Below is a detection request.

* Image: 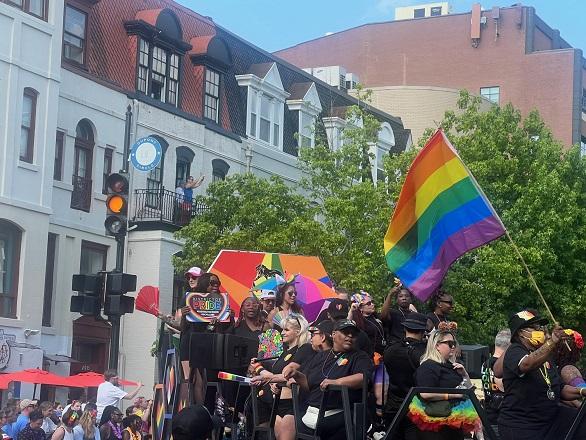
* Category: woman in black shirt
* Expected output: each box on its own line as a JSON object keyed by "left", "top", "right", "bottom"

{"left": 381, "top": 283, "right": 416, "bottom": 342}
{"left": 251, "top": 314, "right": 313, "bottom": 440}
{"left": 411, "top": 330, "right": 476, "bottom": 440}
{"left": 285, "top": 319, "right": 374, "bottom": 440}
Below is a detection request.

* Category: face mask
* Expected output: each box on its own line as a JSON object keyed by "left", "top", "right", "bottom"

{"left": 523, "top": 329, "right": 545, "bottom": 346}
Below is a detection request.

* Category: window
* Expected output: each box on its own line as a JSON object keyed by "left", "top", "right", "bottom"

{"left": 137, "top": 38, "right": 180, "bottom": 107}
{"left": 1, "top": 0, "right": 47, "bottom": 20}
{"left": 259, "top": 95, "right": 271, "bottom": 143}
{"left": 71, "top": 120, "right": 94, "bottom": 212}
{"left": 146, "top": 165, "right": 162, "bottom": 208}
{"left": 249, "top": 91, "right": 257, "bottom": 137}
{"left": 63, "top": 4, "right": 87, "bottom": 65}
{"left": 376, "top": 147, "right": 387, "bottom": 181}
{"left": 414, "top": 8, "right": 425, "bottom": 18}
{"left": 0, "top": 220, "right": 21, "bottom": 319}
{"left": 204, "top": 68, "right": 220, "bottom": 123}
{"left": 480, "top": 86, "right": 500, "bottom": 104}
{"left": 20, "top": 88, "right": 37, "bottom": 163}
{"left": 299, "top": 112, "right": 315, "bottom": 148}
{"left": 54, "top": 131, "right": 64, "bottom": 181}
{"left": 175, "top": 146, "right": 195, "bottom": 188}
{"left": 42, "top": 233, "right": 57, "bottom": 326}
{"left": 80, "top": 240, "right": 107, "bottom": 275}
{"left": 430, "top": 6, "right": 442, "bottom": 16}
{"left": 102, "top": 148, "right": 113, "bottom": 194}
{"left": 581, "top": 138, "right": 586, "bottom": 158}
{"left": 212, "top": 159, "right": 229, "bottom": 182}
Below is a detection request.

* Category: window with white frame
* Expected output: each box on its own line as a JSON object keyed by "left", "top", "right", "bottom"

{"left": 137, "top": 38, "right": 180, "bottom": 106}
{"left": 204, "top": 68, "right": 220, "bottom": 122}
{"left": 299, "top": 112, "right": 315, "bottom": 148}
{"left": 480, "top": 86, "right": 500, "bottom": 104}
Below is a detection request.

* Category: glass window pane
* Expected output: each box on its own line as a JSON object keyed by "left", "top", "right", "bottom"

{"left": 272, "top": 123, "right": 279, "bottom": 146}
{"left": 28, "top": 0, "right": 44, "bottom": 16}
{"left": 20, "top": 128, "right": 29, "bottom": 159}
{"left": 260, "top": 95, "right": 271, "bottom": 119}
{"left": 65, "top": 6, "right": 86, "bottom": 38}
{"left": 22, "top": 95, "right": 32, "bottom": 128}
{"left": 80, "top": 243, "right": 107, "bottom": 275}
{"left": 260, "top": 119, "right": 270, "bottom": 142}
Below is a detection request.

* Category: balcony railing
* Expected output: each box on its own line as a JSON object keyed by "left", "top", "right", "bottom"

{"left": 71, "top": 175, "right": 92, "bottom": 212}
{"left": 132, "top": 188, "right": 208, "bottom": 228}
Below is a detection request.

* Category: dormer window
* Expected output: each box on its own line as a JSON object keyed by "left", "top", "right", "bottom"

{"left": 237, "top": 63, "right": 289, "bottom": 150}
{"left": 125, "top": 8, "right": 191, "bottom": 108}
{"left": 286, "top": 82, "right": 322, "bottom": 149}
{"left": 204, "top": 68, "right": 220, "bottom": 122}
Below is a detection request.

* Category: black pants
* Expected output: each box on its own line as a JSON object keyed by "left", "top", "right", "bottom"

{"left": 298, "top": 412, "right": 348, "bottom": 440}
{"left": 499, "top": 405, "right": 586, "bottom": 440}
{"left": 384, "top": 409, "right": 418, "bottom": 440}
{"left": 416, "top": 427, "right": 465, "bottom": 440}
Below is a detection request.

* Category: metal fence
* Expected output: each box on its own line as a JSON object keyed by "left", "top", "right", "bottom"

{"left": 132, "top": 188, "right": 208, "bottom": 227}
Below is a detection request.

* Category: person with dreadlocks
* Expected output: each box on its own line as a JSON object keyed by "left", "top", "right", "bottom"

{"left": 426, "top": 290, "right": 456, "bottom": 332}
{"left": 382, "top": 279, "right": 417, "bottom": 342}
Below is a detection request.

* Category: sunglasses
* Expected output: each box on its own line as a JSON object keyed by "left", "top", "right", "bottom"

{"left": 362, "top": 301, "right": 373, "bottom": 306}
{"left": 209, "top": 280, "right": 221, "bottom": 286}
{"left": 440, "top": 300, "right": 453, "bottom": 305}
{"left": 438, "top": 340, "right": 457, "bottom": 349}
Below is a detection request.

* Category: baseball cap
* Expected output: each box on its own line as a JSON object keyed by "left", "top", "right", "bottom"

{"left": 259, "top": 290, "right": 276, "bottom": 300}
{"left": 184, "top": 267, "right": 203, "bottom": 278}
{"left": 19, "top": 399, "right": 38, "bottom": 410}
{"left": 333, "top": 319, "right": 358, "bottom": 332}
{"left": 327, "top": 298, "right": 349, "bottom": 320}
{"left": 508, "top": 310, "right": 548, "bottom": 337}
{"left": 172, "top": 404, "right": 222, "bottom": 440}
{"left": 309, "top": 320, "right": 334, "bottom": 337}
{"left": 401, "top": 312, "right": 428, "bottom": 331}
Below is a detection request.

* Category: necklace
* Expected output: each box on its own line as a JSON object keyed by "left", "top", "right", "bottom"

{"left": 108, "top": 422, "right": 122, "bottom": 440}
{"left": 434, "top": 312, "right": 447, "bottom": 323}
{"left": 321, "top": 350, "right": 345, "bottom": 378}
{"left": 539, "top": 363, "right": 556, "bottom": 401}
{"left": 124, "top": 428, "right": 140, "bottom": 440}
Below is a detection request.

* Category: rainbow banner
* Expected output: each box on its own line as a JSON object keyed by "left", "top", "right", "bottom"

{"left": 384, "top": 130, "right": 505, "bottom": 301}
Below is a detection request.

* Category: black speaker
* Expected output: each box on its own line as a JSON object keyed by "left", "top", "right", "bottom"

{"left": 459, "top": 344, "right": 490, "bottom": 379}
{"left": 223, "top": 334, "right": 259, "bottom": 370}
{"left": 189, "top": 332, "right": 225, "bottom": 369}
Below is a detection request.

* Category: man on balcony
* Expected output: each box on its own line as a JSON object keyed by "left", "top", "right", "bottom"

{"left": 175, "top": 176, "right": 204, "bottom": 225}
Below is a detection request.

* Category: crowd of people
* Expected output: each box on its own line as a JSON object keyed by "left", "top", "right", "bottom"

{"left": 155, "top": 268, "right": 586, "bottom": 440}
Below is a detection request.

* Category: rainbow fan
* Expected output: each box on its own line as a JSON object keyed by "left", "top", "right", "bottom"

{"left": 272, "top": 310, "right": 289, "bottom": 329}
{"left": 258, "top": 329, "right": 283, "bottom": 360}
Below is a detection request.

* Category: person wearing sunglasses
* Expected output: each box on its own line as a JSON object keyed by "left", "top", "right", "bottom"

{"left": 99, "top": 407, "right": 123, "bottom": 440}
{"left": 268, "top": 282, "right": 305, "bottom": 331}
{"left": 50, "top": 409, "right": 78, "bottom": 440}
{"left": 410, "top": 330, "right": 477, "bottom": 440}
{"left": 426, "top": 291, "right": 455, "bottom": 331}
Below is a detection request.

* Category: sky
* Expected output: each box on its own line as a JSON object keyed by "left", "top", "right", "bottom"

{"left": 176, "top": 0, "right": 585, "bottom": 54}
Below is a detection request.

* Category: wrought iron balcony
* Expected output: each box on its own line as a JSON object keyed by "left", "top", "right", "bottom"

{"left": 132, "top": 188, "right": 208, "bottom": 229}
{"left": 71, "top": 175, "right": 92, "bottom": 212}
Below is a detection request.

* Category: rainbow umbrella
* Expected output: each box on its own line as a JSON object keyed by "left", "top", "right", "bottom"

{"left": 208, "top": 250, "right": 334, "bottom": 315}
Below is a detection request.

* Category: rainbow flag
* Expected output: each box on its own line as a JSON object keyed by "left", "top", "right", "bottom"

{"left": 384, "top": 130, "right": 505, "bottom": 301}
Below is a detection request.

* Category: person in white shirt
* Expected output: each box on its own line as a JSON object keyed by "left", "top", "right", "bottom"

{"left": 39, "top": 401, "right": 57, "bottom": 438}
{"left": 96, "top": 370, "right": 142, "bottom": 421}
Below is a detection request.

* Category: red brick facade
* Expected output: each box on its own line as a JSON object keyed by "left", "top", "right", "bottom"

{"left": 275, "top": 6, "right": 585, "bottom": 147}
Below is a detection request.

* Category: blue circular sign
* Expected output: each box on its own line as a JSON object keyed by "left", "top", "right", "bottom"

{"left": 130, "top": 137, "right": 162, "bottom": 172}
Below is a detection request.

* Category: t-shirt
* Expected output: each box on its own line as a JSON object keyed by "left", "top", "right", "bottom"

{"left": 304, "top": 349, "right": 373, "bottom": 410}
{"left": 16, "top": 426, "right": 44, "bottom": 440}
{"left": 416, "top": 359, "right": 464, "bottom": 389}
{"left": 481, "top": 356, "right": 504, "bottom": 425}
{"left": 383, "top": 308, "right": 411, "bottom": 342}
{"left": 183, "top": 187, "right": 193, "bottom": 204}
{"left": 8, "top": 415, "right": 29, "bottom": 440}
{"left": 384, "top": 338, "right": 426, "bottom": 398}
{"left": 498, "top": 343, "right": 561, "bottom": 430}
{"left": 73, "top": 424, "right": 101, "bottom": 440}
{"left": 96, "top": 381, "right": 128, "bottom": 420}
{"left": 363, "top": 315, "right": 386, "bottom": 354}
{"left": 273, "top": 343, "right": 316, "bottom": 375}
{"left": 41, "top": 417, "right": 57, "bottom": 436}
{"left": 425, "top": 312, "right": 450, "bottom": 330}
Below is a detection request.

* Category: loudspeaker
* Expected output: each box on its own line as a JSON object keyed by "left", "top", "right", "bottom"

{"left": 460, "top": 344, "right": 490, "bottom": 379}
{"left": 189, "top": 332, "right": 225, "bottom": 369}
{"left": 223, "top": 334, "right": 259, "bottom": 370}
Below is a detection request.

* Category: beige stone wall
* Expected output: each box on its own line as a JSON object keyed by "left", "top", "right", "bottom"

{"left": 351, "top": 86, "right": 492, "bottom": 145}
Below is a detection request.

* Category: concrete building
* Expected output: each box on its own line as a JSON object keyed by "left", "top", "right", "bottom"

{"left": 395, "top": 2, "right": 452, "bottom": 20}
{"left": 0, "top": 0, "right": 411, "bottom": 402}
{"left": 275, "top": 4, "right": 586, "bottom": 148}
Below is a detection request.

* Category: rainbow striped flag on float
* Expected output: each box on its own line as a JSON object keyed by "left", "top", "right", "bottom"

{"left": 384, "top": 130, "right": 505, "bottom": 301}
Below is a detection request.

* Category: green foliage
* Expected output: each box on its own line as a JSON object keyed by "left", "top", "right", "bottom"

{"left": 175, "top": 90, "right": 586, "bottom": 345}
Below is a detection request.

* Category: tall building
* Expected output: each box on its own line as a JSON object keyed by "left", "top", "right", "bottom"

{"left": 275, "top": 4, "right": 586, "bottom": 147}
{"left": 0, "top": 0, "right": 410, "bottom": 402}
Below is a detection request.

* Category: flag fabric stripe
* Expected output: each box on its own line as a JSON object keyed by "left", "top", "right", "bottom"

{"left": 384, "top": 129, "right": 505, "bottom": 301}
{"left": 386, "top": 156, "right": 468, "bottom": 249}
{"left": 408, "top": 216, "right": 505, "bottom": 299}
{"left": 391, "top": 132, "right": 457, "bottom": 218}
{"left": 393, "top": 196, "right": 493, "bottom": 282}
{"left": 384, "top": 177, "right": 480, "bottom": 269}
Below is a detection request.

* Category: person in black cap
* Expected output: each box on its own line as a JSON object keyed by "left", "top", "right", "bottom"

{"left": 171, "top": 404, "right": 222, "bottom": 440}
{"left": 284, "top": 319, "right": 374, "bottom": 440}
{"left": 383, "top": 312, "right": 428, "bottom": 440}
{"left": 496, "top": 309, "right": 586, "bottom": 440}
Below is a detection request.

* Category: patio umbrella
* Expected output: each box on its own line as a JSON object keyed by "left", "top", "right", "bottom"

{"left": 67, "top": 371, "right": 138, "bottom": 388}
{"left": 0, "top": 368, "right": 82, "bottom": 397}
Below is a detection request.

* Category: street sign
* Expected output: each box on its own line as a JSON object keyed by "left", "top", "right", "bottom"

{"left": 130, "top": 136, "right": 162, "bottom": 172}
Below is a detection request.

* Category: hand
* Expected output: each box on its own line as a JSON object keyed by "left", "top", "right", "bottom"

{"left": 270, "top": 383, "right": 280, "bottom": 394}
{"left": 251, "top": 376, "right": 269, "bottom": 386}
{"left": 320, "top": 378, "right": 337, "bottom": 390}
{"left": 452, "top": 363, "right": 468, "bottom": 377}
{"left": 286, "top": 378, "right": 297, "bottom": 387}
{"left": 282, "top": 364, "right": 298, "bottom": 380}
{"left": 181, "top": 306, "right": 191, "bottom": 316}
{"left": 192, "top": 176, "right": 205, "bottom": 187}
{"left": 551, "top": 326, "right": 570, "bottom": 344}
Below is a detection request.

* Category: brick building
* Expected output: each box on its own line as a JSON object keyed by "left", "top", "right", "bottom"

{"left": 275, "top": 4, "right": 586, "bottom": 148}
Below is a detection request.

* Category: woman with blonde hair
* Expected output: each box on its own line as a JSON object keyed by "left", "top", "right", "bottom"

{"left": 408, "top": 330, "right": 479, "bottom": 440}
{"left": 251, "top": 314, "right": 315, "bottom": 440}
{"left": 73, "top": 403, "right": 100, "bottom": 440}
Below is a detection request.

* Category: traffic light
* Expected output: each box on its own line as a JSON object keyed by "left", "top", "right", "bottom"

{"left": 104, "top": 173, "right": 129, "bottom": 236}
{"left": 70, "top": 273, "right": 106, "bottom": 316}
{"left": 104, "top": 272, "right": 137, "bottom": 316}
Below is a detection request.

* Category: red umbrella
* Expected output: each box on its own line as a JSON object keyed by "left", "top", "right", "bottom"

{"left": 0, "top": 369, "right": 78, "bottom": 387}
{"left": 67, "top": 372, "right": 138, "bottom": 387}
